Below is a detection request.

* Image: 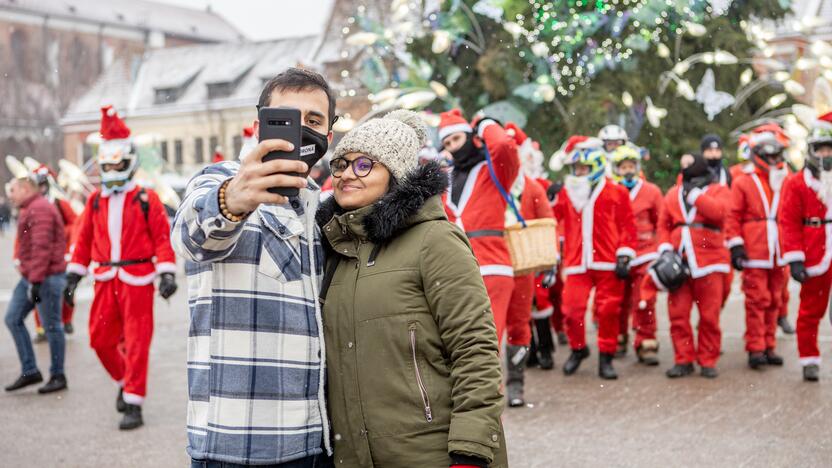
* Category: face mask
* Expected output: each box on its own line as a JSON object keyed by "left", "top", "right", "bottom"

{"left": 820, "top": 170, "right": 832, "bottom": 203}
{"left": 565, "top": 175, "right": 591, "bottom": 212}
{"left": 620, "top": 172, "right": 638, "bottom": 189}
{"left": 300, "top": 126, "right": 329, "bottom": 170}
{"left": 769, "top": 166, "right": 788, "bottom": 192}
{"left": 450, "top": 136, "right": 482, "bottom": 172}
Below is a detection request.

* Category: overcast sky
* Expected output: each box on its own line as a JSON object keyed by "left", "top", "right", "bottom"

{"left": 158, "top": 0, "right": 334, "bottom": 41}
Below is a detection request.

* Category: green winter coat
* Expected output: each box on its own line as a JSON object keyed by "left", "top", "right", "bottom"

{"left": 316, "top": 162, "right": 508, "bottom": 468}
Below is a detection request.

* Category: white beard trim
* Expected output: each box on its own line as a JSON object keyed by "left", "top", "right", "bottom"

{"left": 769, "top": 167, "right": 788, "bottom": 192}
{"left": 565, "top": 175, "right": 591, "bottom": 212}
{"left": 820, "top": 170, "right": 832, "bottom": 204}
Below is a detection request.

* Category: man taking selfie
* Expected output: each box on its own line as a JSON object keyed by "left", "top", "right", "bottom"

{"left": 172, "top": 68, "right": 334, "bottom": 467}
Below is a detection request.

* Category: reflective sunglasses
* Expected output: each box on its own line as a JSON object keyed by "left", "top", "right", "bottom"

{"left": 329, "top": 156, "right": 381, "bottom": 178}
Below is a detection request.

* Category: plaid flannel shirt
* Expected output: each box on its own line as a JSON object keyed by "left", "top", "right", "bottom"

{"left": 172, "top": 161, "right": 329, "bottom": 465}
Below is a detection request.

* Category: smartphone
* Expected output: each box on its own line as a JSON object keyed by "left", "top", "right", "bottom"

{"left": 258, "top": 106, "right": 302, "bottom": 197}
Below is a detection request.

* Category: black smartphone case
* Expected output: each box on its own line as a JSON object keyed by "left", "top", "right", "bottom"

{"left": 259, "top": 107, "right": 302, "bottom": 197}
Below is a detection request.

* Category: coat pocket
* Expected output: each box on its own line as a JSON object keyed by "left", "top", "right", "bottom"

{"left": 409, "top": 323, "right": 433, "bottom": 423}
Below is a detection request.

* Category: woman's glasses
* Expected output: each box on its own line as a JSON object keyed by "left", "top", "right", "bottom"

{"left": 330, "top": 156, "right": 380, "bottom": 178}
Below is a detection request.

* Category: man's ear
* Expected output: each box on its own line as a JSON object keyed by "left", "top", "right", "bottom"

{"left": 473, "top": 135, "right": 484, "bottom": 149}
{"left": 327, "top": 131, "right": 334, "bottom": 144}
{"left": 253, "top": 119, "right": 260, "bottom": 139}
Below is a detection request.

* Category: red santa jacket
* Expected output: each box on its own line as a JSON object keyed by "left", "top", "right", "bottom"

{"left": 657, "top": 183, "right": 730, "bottom": 278}
{"left": 443, "top": 121, "right": 520, "bottom": 277}
{"left": 726, "top": 168, "right": 785, "bottom": 269}
{"left": 517, "top": 177, "right": 553, "bottom": 221}
{"left": 68, "top": 183, "right": 176, "bottom": 286}
{"left": 553, "top": 178, "right": 637, "bottom": 276}
{"left": 627, "top": 179, "right": 663, "bottom": 267}
{"left": 778, "top": 169, "right": 832, "bottom": 277}
{"left": 730, "top": 162, "right": 752, "bottom": 181}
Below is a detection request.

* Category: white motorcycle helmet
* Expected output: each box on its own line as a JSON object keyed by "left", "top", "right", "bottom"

{"left": 598, "top": 124, "right": 629, "bottom": 153}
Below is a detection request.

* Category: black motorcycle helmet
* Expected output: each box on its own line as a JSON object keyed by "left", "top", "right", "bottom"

{"left": 649, "top": 250, "right": 689, "bottom": 292}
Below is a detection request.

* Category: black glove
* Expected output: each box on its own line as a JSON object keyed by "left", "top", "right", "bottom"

{"left": 63, "top": 273, "right": 82, "bottom": 306}
{"left": 158, "top": 273, "right": 178, "bottom": 299}
{"left": 541, "top": 267, "right": 558, "bottom": 289}
{"left": 546, "top": 182, "right": 563, "bottom": 202}
{"left": 615, "top": 255, "right": 631, "bottom": 279}
{"left": 29, "top": 282, "right": 42, "bottom": 304}
{"left": 790, "top": 261, "right": 808, "bottom": 284}
{"left": 730, "top": 245, "right": 748, "bottom": 271}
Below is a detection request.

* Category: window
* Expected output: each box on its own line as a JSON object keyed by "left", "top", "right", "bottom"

{"left": 232, "top": 135, "right": 242, "bottom": 159}
{"left": 209, "top": 136, "right": 219, "bottom": 154}
{"left": 194, "top": 137, "right": 204, "bottom": 164}
{"left": 160, "top": 141, "right": 169, "bottom": 162}
{"left": 174, "top": 139, "right": 183, "bottom": 166}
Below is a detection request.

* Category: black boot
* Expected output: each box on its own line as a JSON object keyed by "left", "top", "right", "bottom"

{"left": 64, "top": 322, "right": 74, "bottom": 334}
{"left": 615, "top": 334, "right": 628, "bottom": 358}
{"left": 116, "top": 388, "right": 127, "bottom": 413}
{"left": 4, "top": 371, "right": 43, "bottom": 392}
{"left": 666, "top": 363, "right": 695, "bottom": 378}
{"left": 119, "top": 404, "right": 144, "bottom": 430}
{"left": 506, "top": 345, "right": 528, "bottom": 408}
{"left": 700, "top": 367, "right": 719, "bottom": 379}
{"left": 598, "top": 353, "right": 618, "bottom": 380}
{"left": 636, "top": 339, "right": 660, "bottom": 366}
{"left": 532, "top": 318, "right": 555, "bottom": 370}
{"left": 557, "top": 331, "right": 568, "bottom": 346}
{"left": 778, "top": 316, "right": 795, "bottom": 335}
{"left": 803, "top": 364, "right": 820, "bottom": 382}
{"left": 563, "top": 348, "right": 590, "bottom": 376}
{"left": 765, "top": 349, "right": 784, "bottom": 366}
{"left": 37, "top": 374, "right": 67, "bottom": 394}
{"left": 748, "top": 352, "right": 767, "bottom": 370}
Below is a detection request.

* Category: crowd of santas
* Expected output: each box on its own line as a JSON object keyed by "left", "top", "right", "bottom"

{"left": 430, "top": 108, "right": 832, "bottom": 408}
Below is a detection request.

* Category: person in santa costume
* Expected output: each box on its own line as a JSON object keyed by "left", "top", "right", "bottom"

{"left": 553, "top": 146, "right": 637, "bottom": 380}
{"left": 778, "top": 112, "right": 832, "bottom": 382}
{"left": 63, "top": 105, "right": 178, "bottom": 429}
{"left": 437, "top": 109, "right": 520, "bottom": 345}
{"left": 659, "top": 152, "right": 731, "bottom": 379}
{"left": 726, "top": 128, "right": 791, "bottom": 370}
{"left": 609, "top": 145, "right": 663, "bottom": 365}
{"left": 28, "top": 165, "right": 78, "bottom": 339}
{"left": 598, "top": 124, "right": 628, "bottom": 154}
{"left": 502, "top": 123, "right": 554, "bottom": 407}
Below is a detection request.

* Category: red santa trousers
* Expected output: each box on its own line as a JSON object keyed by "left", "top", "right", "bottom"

{"left": 562, "top": 270, "right": 623, "bottom": 354}
{"left": 534, "top": 276, "right": 564, "bottom": 332}
{"left": 483, "top": 275, "right": 514, "bottom": 345}
{"left": 668, "top": 273, "right": 725, "bottom": 367}
{"left": 506, "top": 274, "right": 534, "bottom": 346}
{"left": 89, "top": 278, "right": 155, "bottom": 404}
{"left": 796, "top": 268, "right": 832, "bottom": 364}
{"left": 742, "top": 267, "right": 786, "bottom": 352}
{"left": 780, "top": 266, "right": 790, "bottom": 319}
{"left": 618, "top": 264, "right": 657, "bottom": 350}
{"left": 548, "top": 279, "right": 565, "bottom": 333}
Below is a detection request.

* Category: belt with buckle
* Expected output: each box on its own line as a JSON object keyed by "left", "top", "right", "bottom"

{"left": 803, "top": 217, "right": 832, "bottom": 228}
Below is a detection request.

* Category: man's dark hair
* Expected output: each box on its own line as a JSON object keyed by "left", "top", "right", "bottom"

{"left": 258, "top": 67, "right": 337, "bottom": 129}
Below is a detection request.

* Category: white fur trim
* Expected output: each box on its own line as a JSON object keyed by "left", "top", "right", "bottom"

{"left": 476, "top": 119, "right": 497, "bottom": 139}
{"left": 658, "top": 242, "right": 673, "bottom": 253}
{"left": 107, "top": 191, "right": 126, "bottom": 263}
{"left": 155, "top": 262, "right": 177, "bottom": 274}
{"left": 118, "top": 269, "right": 156, "bottom": 286}
{"left": 446, "top": 162, "right": 486, "bottom": 223}
{"left": 727, "top": 237, "right": 745, "bottom": 249}
{"left": 686, "top": 187, "right": 704, "bottom": 205}
{"left": 480, "top": 265, "right": 514, "bottom": 277}
{"left": 677, "top": 186, "right": 730, "bottom": 278}
{"left": 631, "top": 252, "right": 659, "bottom": 267}
{"left": 93, "top": 269, "right": 118, "bottom": 282}
{"left": 647, "top": 267, "right": 668, "bottom": 292}
{"left": 122, "top": 392, "right": 145, "bottom": 405}
{"left": 782, "top": 251, "right": 806, "bottom": 263}
{"left": 531, "top": 306, "right": 554, "bottom": 320}
{"left": 616, "top": 247, "right": 636, "bottom": 259}
{"left": 629, "top": 179, "right": 643, "bottom": 201}
{"left": 67, "top": 263, "right": 88, "bottom": 276}
{"left": 750, "top": 173, "right": 784, "bottom": 267}
{"left": 439, "top": 123, "right": 473, "bottom": 141}
{"left": 800, "top": 356, "right": 822, "bottom": 366}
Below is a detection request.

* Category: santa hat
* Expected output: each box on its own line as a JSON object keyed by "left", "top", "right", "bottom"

{"left": 437, "top": 109, "right": 472, "bottom": 141}
{"left": 816, "top": 111, "right": 832, "bottom": 129}
{"left": 549, "top": 135, "right": 603, "bottom": 172}
{"left": 242, "top": 126, "right": 255, "bottom": 139}
{"left": 99, "top": 105, "right": 131, "bottom": 141}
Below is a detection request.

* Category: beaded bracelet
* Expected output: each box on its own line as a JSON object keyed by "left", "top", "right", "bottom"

{"left": 218, "top": 178, "right": 247, "bottom": 222}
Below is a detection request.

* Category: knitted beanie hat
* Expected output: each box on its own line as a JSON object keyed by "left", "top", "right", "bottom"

{"left": 333, "top": 110, "right": 427, "bottom": 180}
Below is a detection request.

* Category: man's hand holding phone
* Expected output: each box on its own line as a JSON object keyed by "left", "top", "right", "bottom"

{"left": 224, "top": 139, "right": 309, "bottom": 216}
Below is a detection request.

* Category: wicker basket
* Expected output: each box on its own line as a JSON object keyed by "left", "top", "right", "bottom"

{"left": 504, "top": 218, "right": 559, "bottom": 276}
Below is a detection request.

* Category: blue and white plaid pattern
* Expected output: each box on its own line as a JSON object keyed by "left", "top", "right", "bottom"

{"left": 172, "top": 162, "right": 329, "bottom": 465}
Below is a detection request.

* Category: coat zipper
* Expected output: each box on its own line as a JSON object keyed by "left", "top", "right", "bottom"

{"left": 409, "top": 327, "right": 433, "bottom": 422}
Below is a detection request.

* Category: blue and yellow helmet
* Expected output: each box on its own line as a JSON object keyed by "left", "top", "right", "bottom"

{"left": 567, "top": 147, "right": 608, "bottom": 183}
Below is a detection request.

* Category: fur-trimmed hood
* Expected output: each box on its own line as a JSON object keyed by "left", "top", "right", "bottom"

{"left": 316, "top": 161, "right": 448, "bottom": 245}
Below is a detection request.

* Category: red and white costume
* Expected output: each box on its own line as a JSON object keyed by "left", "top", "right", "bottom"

{"left": 505, "top": 176, "right": 553, "bottom": 347}
{"left": 657, "top": 183, "right": 730, "bottom": 367}
{"left": 726, "top": 167, "right": 787, "bottom": 353}
{"left": 618, "top": 179, "right": 663, "bottom": 351}
{"left": 440, "top": 111, "right": 520, "bottom": 342}
{"left": 553, "top": 178, "right": 637, "bottom": 354}
{"left": 778, "top": 169, "right": 832, "bottom": 365}
{"left": 67, "top": 109, "right": 176, "bottom": 405}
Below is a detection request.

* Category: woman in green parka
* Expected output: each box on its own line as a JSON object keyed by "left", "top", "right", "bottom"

{"left": 316, "top": 110, "right": 508, "bottom": 468}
